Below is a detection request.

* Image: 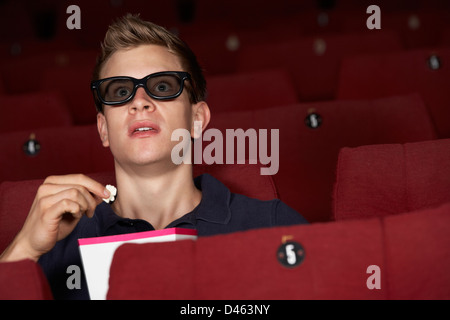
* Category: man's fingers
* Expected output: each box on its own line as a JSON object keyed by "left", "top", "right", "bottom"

{"left": 5, "top": 175, "right": 110, "bottom": 262}
{"left": 45, "top": 199, "right": 86, "bottom": 242}
{"left": 44, "top": 174, "right": 110, "bottom": 200}
{"left": 38, "top": 187, "right": 92, "bottom": 220}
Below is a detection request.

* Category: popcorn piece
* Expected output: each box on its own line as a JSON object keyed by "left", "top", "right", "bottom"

{"left": 103, "top": 184, "right": 117, "bottom": 203}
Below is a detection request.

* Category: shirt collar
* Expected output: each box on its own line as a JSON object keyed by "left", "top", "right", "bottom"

{"left": 94, "top": 173, "right": 232, "bottom": 234}
{"left": 193, "top": 173, "right": 232, "bottom": 225}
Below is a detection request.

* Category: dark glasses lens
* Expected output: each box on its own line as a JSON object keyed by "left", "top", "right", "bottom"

{"left": 101, "top": 79, "right": 134, "bottom": 103}
{"left": 147, "top": 74, "right": 183, "bottom": 98}
{"left": 92, "top": 71, "right": 191, "bottom": 108}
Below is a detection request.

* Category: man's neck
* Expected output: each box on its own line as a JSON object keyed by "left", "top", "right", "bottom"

{"left": 111, "top": 162, "right": 201, "bottom": 230}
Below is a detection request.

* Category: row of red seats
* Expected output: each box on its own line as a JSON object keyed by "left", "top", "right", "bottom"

{"left": 180, "top": 18, "right": 450, "bottom": 75}
{"left": 191, "top": 0, "right": 450, "bottom": 31}
{"left": 0, "top": 91, "right": 73, "bottom": 134}
{"left": 2, "top": 24, "right": 449, "bottom": 77}
{"left": 3, "top": 30, "right": 403, "bottom": 95}
{"left": 1, "top": 46, "right": 449, "bottom": 136}
{"left": 208, "top": 94, "right": 437, "bottom": 222}
{"left": 2, "top": 0, "right": 449, "bottom": 51}
{"left": 1, "top": 138, "right": 449, "bottom": 299}
{"left": 2, "top": 15, "right": 450, "bottom": 75}
{"left": 236, "top": 30, "right": 403, "bottom": 101}
{"left": 0, "top": 0, "right": 179, "bottom": 45}
{"left": 0, "top": 94, "right": 438, "bottom": 223}
{"left": 2, "top": 203, "right": 449, "bottom": 300}
{"left": 337, "top": 47, "right": 450, "bottom": 138}
{"left": 107, "top": 201, "right": 450, "bottom": 299}
{"left": 1, "top": 6, "right": 449, "bottom": 71}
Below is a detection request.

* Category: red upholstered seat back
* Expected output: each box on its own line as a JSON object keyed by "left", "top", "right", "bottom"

{"left": 107, "top": 202, "right": 450, "bottom": 300}
{"left": 0, "top": 125, "right": 114, "bottom": 183}
{"left": 0, "top": 259, "right": 53, "bottom": 300}
{"left": 40, "top": 65, "right": 97, "bottom": 125}
{"left": 337, "top": 48, "right": 450, "bottom": 138}
{"left": 0, "top": 91, "right": 73, "bottom": 134}
{"left": 333, "top": 139, "right": 450, "bottom": 221}
{"left": 238, "top": 31, "right": 402, "bottom": 101}
{"left": 383, "top": 202, "right": 450, "bottom": 299}
{"left": 208, "top": 94, "right": 437, "bottom": 222}
{"left": 0, "top": 164, "right": 277, "bottom": 253}
{"left": 108, "top": 216, "right": 386, "bottom": 300}
{"left": 205, "top": 69, "right": 298, "bottom": 113}
{"left": 0, "top": 49, "right": 98, "bottom": 95}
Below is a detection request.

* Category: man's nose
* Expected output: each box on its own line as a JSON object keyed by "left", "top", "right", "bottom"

{"left": 128, "top": 87, "right": 155, "bottom": 113}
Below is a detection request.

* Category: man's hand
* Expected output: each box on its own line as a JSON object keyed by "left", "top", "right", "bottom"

{"left": 0, "top": 174, "right": 110, "bottom": 262}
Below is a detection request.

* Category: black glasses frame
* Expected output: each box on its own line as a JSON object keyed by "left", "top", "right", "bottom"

{"left": 91, "top": 71, "right": 192, "bottom": 111}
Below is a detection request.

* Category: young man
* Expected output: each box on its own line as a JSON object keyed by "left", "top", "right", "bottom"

{"left": 0, "top": 14, "right": 307, "bottom": 299}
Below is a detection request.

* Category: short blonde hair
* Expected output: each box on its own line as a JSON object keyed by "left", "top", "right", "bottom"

{"left": 92, "top": 14, "right": 206, "bottom": 112}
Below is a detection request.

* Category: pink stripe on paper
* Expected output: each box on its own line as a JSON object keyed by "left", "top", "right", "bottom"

{"left": 78, "top": 228, "right": 197, "bottom": 246}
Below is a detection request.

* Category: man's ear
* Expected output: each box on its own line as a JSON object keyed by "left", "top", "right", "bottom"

{"left": 97, "top": 112, "right": 110, "bottom": 147}
{"left": 191, "top": 101, "right": 211, "bottom": 139}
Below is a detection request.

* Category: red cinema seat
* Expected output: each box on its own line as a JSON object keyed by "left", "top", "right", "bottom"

{"left": 0, "top": 77, "right": 5, "bottom": 94}
{"left": 107, "top": 203, "right": 450, "bottom": 299}
{"left": 207, "top": 94, "right": 437, "bottom": 223}
{"left": 0, "top": 164, "right": 277, "bottom": 254}
{"left": 341, "top": 8, "right": 450, "bottom": 49}
{"left": 442, "top": 27, "right": 450, "bottom": 47}
{"left": 0, "top": 91, "right": 73, "bottom": 134}
{"left": 0, "top": 259, "right": 53, "bottom": 300}
{"left": 0, "top": 125, "right": 114, "bottom": 183}
{"left": 337, "top": 47, "right": 450, "bottom": 138}
{"left": 40, "top": 65, "right": 97, "bottom": 125}
{"left": 0, "top": 36, "right": 79, "bottom": 62}
{"left": 383, "top": 202, "right": 450, "bottom": 300}
{"left": 237, "top": 31, "right": 402, "bottom": 101}
{"left": 177, "top": 14, "right": 307, "bottom": 75}
{"left": 333, "top": 138, "right": 450, "bottom": 221}
{"left": 177, "top": 21, "right": 241, "bottom": 75}
{"left": 193, "top": 0, "right": 308, "bottom": 25}
{"left": 293, "top": 9, "right": 360, "bottom": 36}
{"left": 108, "top": 217, "right": 386, "bottom": 300}
{"left": 0, "top": 49, "right": 97, "bottom": 95}
{"left": 381, "top": 11, "right": 450, "bottom": 49}
{"left": 205, "top": 69, "right": 298, "bottom": 112}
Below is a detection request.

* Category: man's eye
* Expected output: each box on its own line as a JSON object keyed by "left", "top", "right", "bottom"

{"left": 155, "top": 82, "right": 171, "bottom": 92}
{"left": 115, "top": 87, "right": 131, "bottom": 97}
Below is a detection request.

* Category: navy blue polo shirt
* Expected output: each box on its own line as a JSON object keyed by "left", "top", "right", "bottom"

{"left": 38, "top": 174, "right": 308, "bottom": 300}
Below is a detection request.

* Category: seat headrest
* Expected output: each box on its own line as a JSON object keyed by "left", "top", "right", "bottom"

{"left": 333, "top": 138, "right": 450, "bottom": 220}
